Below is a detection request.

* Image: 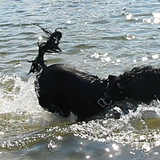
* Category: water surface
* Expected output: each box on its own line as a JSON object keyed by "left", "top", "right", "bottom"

{"left": 1, "top": 0, "right": 160, "bottom": 159}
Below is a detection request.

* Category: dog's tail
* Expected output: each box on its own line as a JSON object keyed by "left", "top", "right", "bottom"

{"left": 28, "top": 25, "right": 62, "bottom": 74}
{"left": 36, "top": 24, "right": 62, "bottom": 53}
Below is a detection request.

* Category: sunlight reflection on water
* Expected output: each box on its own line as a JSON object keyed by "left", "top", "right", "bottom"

{"left": 1, "top": 0, "right": 160, "bottom": 159}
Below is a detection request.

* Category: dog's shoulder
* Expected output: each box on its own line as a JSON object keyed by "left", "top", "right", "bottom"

{"left": 40, "top": 64, "right": 101, "bottom": 85}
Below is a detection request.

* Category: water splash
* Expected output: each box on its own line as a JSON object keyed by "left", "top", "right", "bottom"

{"left": 0, "top": 74, "right": 77, "bottom": 149}
{"left": 1, "top": 74, "right": 160, "bottom": 151}
{"left": 0, "top": 74, "right": 68, "bottom": 138}
{"left": 69, "top": 102, "right": 160, "bottom": 151}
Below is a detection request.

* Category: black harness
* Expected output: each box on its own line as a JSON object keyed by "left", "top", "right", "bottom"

{"left": 97, "top": 82, "right": 113, "bottom": 108}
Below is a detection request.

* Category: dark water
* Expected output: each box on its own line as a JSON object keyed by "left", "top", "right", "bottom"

{"left": 1, "top": 0, "right": 160, "bottom": 159}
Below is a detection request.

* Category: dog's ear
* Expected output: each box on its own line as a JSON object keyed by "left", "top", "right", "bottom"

{"left": 108, "top": 75, "right": 116, "bottom": 83}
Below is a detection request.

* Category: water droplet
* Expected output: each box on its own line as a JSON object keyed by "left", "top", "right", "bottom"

{"left": 86, "top": 155, "right": 90, "bottom": 159}
{"left": 126, "top": 13, "right": 132, "bottom": 20}
{"left": 142, "top": 57, "right": 148, "bottom": 61}
{"left": 152, "top": 54, "right": 159, "bottom": 59}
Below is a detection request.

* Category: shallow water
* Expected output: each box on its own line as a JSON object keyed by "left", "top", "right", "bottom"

{"left": 1, "top": 0, "right": 160, "bottom": 159}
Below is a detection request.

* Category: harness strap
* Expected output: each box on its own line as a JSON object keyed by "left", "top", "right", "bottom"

{"left": 97, "top": 80, "right": 113, "bottom": 108}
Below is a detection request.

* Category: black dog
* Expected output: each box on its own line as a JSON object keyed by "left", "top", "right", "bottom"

{"left": 29, "top": 27, "right": 160, "bottom": 121}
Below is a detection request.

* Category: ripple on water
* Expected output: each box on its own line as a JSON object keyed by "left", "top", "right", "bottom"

{"left": 1, "top": 0, "right": 160, "bottom": 159}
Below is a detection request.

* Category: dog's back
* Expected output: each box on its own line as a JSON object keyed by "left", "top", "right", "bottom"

{"left": 36, "top": 64, "right": 107, "bottom": 120}
{"left": 109, "top": 66, "right": 160, "bottom": 103}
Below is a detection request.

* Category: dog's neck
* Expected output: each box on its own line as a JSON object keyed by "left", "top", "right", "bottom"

{"left": 97, "top": 75, "right": 126, "bottom": 108}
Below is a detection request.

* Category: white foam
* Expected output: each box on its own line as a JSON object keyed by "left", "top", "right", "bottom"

{"left": 0, "top": 74, "right": 40, "bottom": 113}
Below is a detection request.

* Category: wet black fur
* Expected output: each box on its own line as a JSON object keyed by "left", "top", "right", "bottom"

{"left": 29, "top": 27, "right": 160, "bottom": 121}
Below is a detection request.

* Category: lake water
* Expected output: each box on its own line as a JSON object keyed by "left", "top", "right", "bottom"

{"left": 1, "top": 0, "right": 160, "bottom": 159}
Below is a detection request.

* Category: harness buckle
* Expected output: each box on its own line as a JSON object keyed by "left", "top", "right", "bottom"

{"left": 97, "top": 98, "right": 113, "bottom": 108}
{"left": 97, "top": 98, "right": 108, "bottom": 108}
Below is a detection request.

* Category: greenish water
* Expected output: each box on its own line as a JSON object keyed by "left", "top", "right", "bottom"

{"left": 1, "top": 0, "right": 160, "bottom": 159}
